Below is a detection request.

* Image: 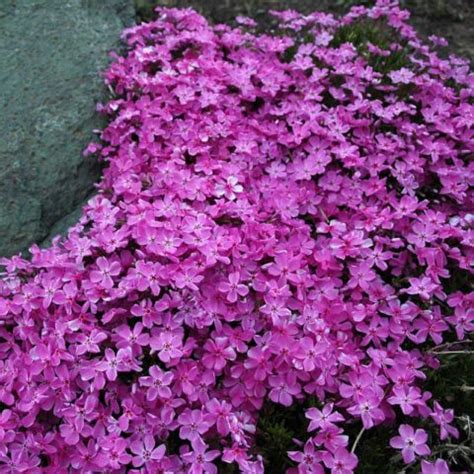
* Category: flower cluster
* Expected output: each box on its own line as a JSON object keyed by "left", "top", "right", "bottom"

{"left": 0, "top": 1, "right": 472, "bottom": 472}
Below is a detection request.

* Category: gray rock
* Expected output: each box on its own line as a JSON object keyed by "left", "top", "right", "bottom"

{"left": 0, "top": 0, "right": 135, "bottom": 257}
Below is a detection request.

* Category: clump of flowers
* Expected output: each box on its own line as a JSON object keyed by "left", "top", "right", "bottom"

{"left": 0, "top": 1, "right": 473, "bottom": 472}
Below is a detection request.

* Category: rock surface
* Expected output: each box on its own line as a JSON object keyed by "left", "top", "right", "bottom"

{"left": 0, "top": 0, "right": 135, "bottom": 257}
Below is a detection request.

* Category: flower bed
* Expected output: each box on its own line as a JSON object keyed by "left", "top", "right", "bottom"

{"left": 0, "top": 1, "right": 472, "bottom": 472}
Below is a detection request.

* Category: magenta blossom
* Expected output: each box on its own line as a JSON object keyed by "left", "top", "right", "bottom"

{"left": 390, "top": 425, "right": 431, "bottom": 463}
{"left": 0, "top": 3, "right": 471, "bottom": 472}
{"left": 421, "top": 459, "right": 450, "bottom": 474}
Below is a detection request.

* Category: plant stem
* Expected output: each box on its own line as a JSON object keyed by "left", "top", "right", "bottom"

{"left": 351, "top": 427, "right": 365, "bottom": 454}
{"left": 429, "top": 340, "right": 473, "bottom": 352}
{"left": 432, "top": 351, "right": 474, "bottom": 355}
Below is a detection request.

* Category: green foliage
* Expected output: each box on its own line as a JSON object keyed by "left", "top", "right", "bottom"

{"left": 256, "top": 403, "right": 304, "bottom": 471}
{"left": 330, "top": 19, "right": 412, "bottom": 74}
{"left": 333, "top": 0, "right": 465, "bottom": 20}
{"left": 253, "top": 398, "right": 323, "bottom": 472}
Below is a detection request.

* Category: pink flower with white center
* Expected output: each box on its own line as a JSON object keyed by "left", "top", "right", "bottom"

{"left": 367, "top": 243, "right": 393, "bottom": 271}
{"left": 139, "top": 366, "right": 174, "bottom": 401}
{"left": 38, "top": 275, "right": 62, "bottom": 309}
{"left": 115, "top": 323, "right": 149, "bottom": 349}
{"left": 288, "top": 439, "right": 324, "bottom": 474}
{"left": 76, "top": 330, "right": 108, "bottom": 355}
{"left": 101, "top": 437, "right": 131, "bottom": 469}
{"left": 205, "top": 398, "right": 232, "bottom": 435}
{"left": 90, "top": 256, "right": 121, "bottom": 289}
{"left": 339, "top": 372, "right": 374, "bottom": 401}
{"left": 118, "top": 398, "right": 142, "bottom": 431}
{"left": 52, "top": 280, "right": 78, "bottom": 315}
{"left": 0, "top": 451, "right": 34, "bottom": 473}
{"left": 348, "top": 261, "right": 376, "bottom": 291}
{"left": 182, "top": 437, "right": 220, "bottom": 474}
{"left": 421, "top": 459, "right": 450, "bottom": 474}
{"left": 265, "top": 251, "right": 301, "bottom": 282}
{"left": 293, "top": 336, "right": 327, "bottom": 371}
{"left": 322, "top": 447, "right": 358, "bottom": 474}
{"left": 202, "top": 337, "right": 236, "bottom": 371}
{"left": 260, "top": 295, "right": 291, "bottom": 323}
{"left": 389, "top": 67, "right": 415, "bottom": 84}
{"left": 406, "top": 276, "right": 437, "bottom": 300}
{"left": 390, "top": 424, "right": 431, "bottom": 463}
{"left": 446, "top": 305, "right": 474, "bottom": 340}
{"left": 222, "top": 444, "right": 250, "bottom": 466}
{"left": 268, "top": 372, "right": 301, "bottom": 407}
{"left": 150, "top": 331, "right": 183, "bottom": 363}
{"left": 387, "top": 385, "right": 424, "bottom": 415}
{"left": 130, "top": 435, "right": 166, "bottom": 468}
{"left": 215, "top": 176, "right": 243, "bottom": 201}
{"left": 347, "top": 393, "right": 385, "bottom": 429}
{"left": 218, "top": 272, "right": 249, "bottom": 303}
{"left": 96, "top": 348, "right": 129, "bottom": 381}
{"left": 70, "top": 439, "right": 105, "bottom": 471}
{"left": 175, "top": 266, "right": 204, "bottom": 292}
{"left": 244, "top": 346, "right": 272, "bottom": 381}
{"left": 177, "top": 409, "right": 213, "bottom": 444}
{"left": 306, "top": 403, "right": 345, "bottom": 432}
{"left": 130, "top": 260, "right": 161, "bottom": 295}
{"left": 430, "top": 401, "right": 459, "bottom": 440}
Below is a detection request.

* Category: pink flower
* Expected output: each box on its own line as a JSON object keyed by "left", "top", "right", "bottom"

{"left": 101, "top": 436, "right": 132, "bottom": 469}
{"left": 322, "top": 447, "right": 358, "bottom": 474}
{"left": 294, "top": 336, "right": 327, "bottom": 371}
{"left": 268, "top": 372, "right": 301, "bottom": 407}
{"left": 150, "top": 331, "right": 183, "bottom": 363}
{"left": 0, "top": 4, "right": 471, "bottom": 471}
{"left": 218, "top": 272, "right": 249, "bottom": 303}
{"left": 90, "top": 256, "right": 121, "bottom": 288}
{"left": 115, "top": 323, "right": 149, "bottom": 349}
{"left": 244, "top": 346, "right": 273, "bottom": 381}
{"left": 139, "top": 366, "right": 174, "bottom": 401}
{"left": 202, "top": 337, "right": 236, "bottom": 371}
{"left": 347, "top": 393, "right": 385, "bottom": 429}
{"left": 182, "top": 437, "right": 220, "bottom": 474}
{"left": 390, "top": 424, "right": 431, "bottom": 463}
{"left": 76, "top": 330, "right": 108, "bottom": 355}
{"left": 178, "top": 409, "right": 213, "bottom": 444}
{"left": 306, "top": 403, "right": 344, "bottom": 432}
{"left": 406, "top": 277, "right": 437, "bottom": 300}
{"left": 389, "top": 67, "right": 415, "bottom": 84}
{"left": 446, "top": 305, "right": 474, "bottom": 340}
{"left": 215, "top": 176, "right": 243, "bottom": 201}
{"left": 421, "top": 459, "right": 450, "bottom": 474}
{"left": 206, "top": 398, "right": 232, "bottom": 435}
{"left": 288, "top": 439, "right": 324, "bottom": 474}
{"left": 430, "top": 402, "right": 459, "bottom": 440}
{"left": 97, "top": 348, "right": 128, "bottom": 381}
{"left": 387, "top": 385, "right": 424, "bottom": 415}
{"left": 175, "top": 266, "right": 204, "bottom": 292}
{"left": 130, "top": 435, "right": 166, "bottom": 468}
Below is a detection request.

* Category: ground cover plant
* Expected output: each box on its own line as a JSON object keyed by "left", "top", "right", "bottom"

{"left": 0, "top": 0, "right": 473, "bottom": 472}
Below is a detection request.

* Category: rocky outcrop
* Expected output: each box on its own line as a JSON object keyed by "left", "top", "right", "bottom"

{"left": 0, "top": 0, "right": 135, "bottom": 257}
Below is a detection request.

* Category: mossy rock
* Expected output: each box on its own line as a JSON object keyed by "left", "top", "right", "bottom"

{"left": 0, "top": 0, "right": 135, "bottom": 257}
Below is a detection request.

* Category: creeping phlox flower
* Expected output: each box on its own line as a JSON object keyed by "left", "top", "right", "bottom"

{"left": 0, "top": 1, "right": 473, "bottom": 472}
